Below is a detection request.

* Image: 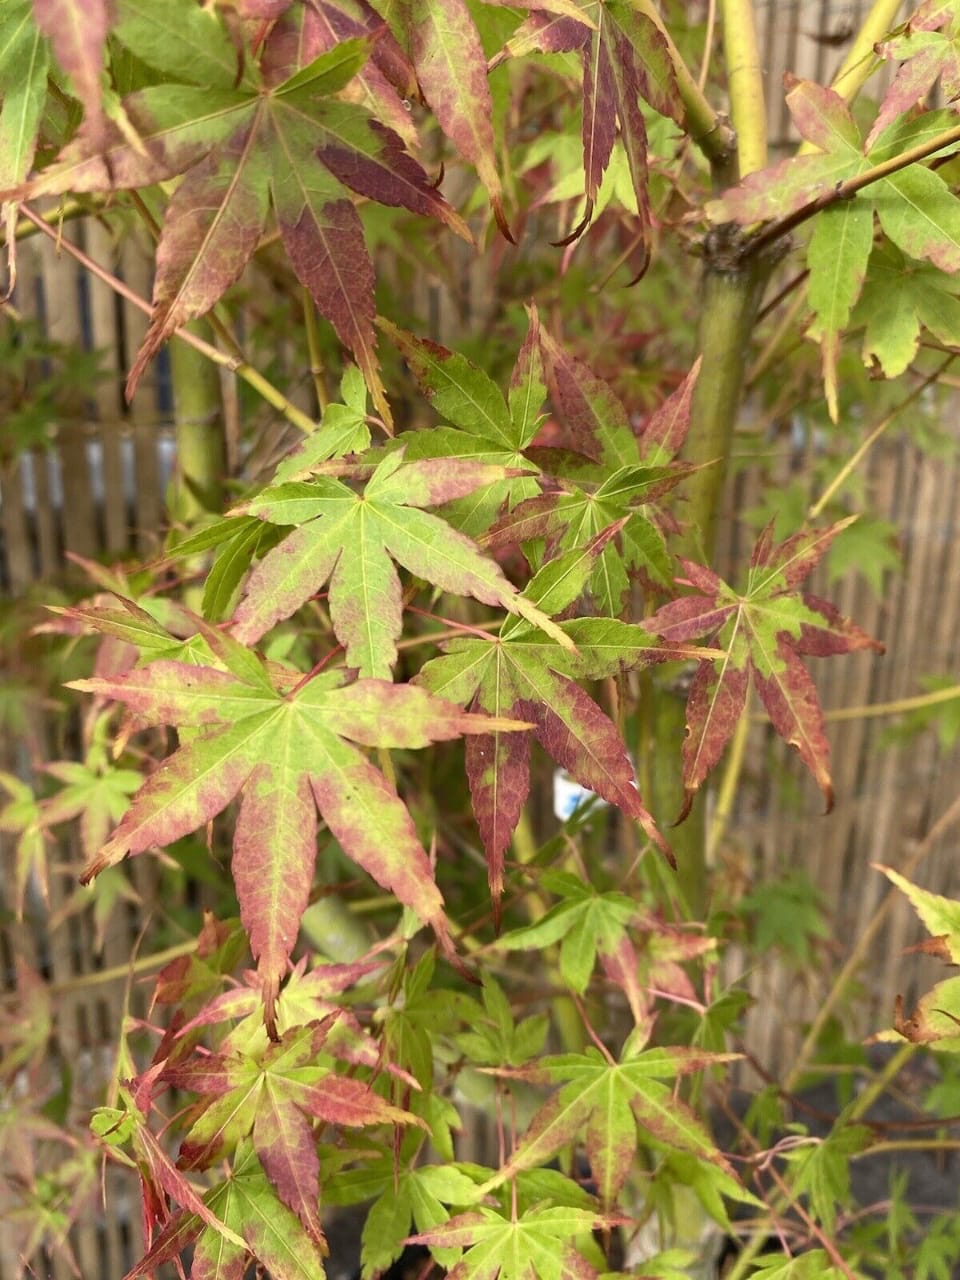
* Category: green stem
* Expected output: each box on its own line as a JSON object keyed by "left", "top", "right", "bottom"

{"left": 827, "top": 0, "right": 904, "bottom": 103}
{"left": 721, "top": 0, "right": 767, "bottom": 178}
{"left": 170, "top": 321, "right": 224, "bottom": 524}
{"left": 0, "top": 940, "right": 197, "bottom": 1003}
{"left": 683, "top": 249, "right": 773, "bottom": 562}
{"left": 630, "top": 0, "right": 736, "bottom": 174}
{"left": 820, "top": 684, "right": 960, "bottom": 722}
{"left": 846, "top": 1042, "right": 917, "bottom": 1123}
{"left": 707, "top": 692, "right": 751, "bottom": 860}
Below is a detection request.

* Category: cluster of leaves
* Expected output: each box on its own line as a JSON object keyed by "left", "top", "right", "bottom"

{"left": 9, "top": 0, "right": 960, "bottom": 1277}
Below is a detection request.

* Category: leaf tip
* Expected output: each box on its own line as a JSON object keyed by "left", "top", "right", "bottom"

{"left": 672, "top": 791, "right": 696, "bottom": 827}
{"left": 493, "top": 198, "right": 516, "bottom": 245}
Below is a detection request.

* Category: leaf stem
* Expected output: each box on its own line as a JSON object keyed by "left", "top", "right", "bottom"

{"left": 845, "top": 1041, "right": 916, "bottom": 1123}
{"left": 17, "top": 204, "right": 319, "bottom": 436}
{"left": 697, "top": 0, "right": 718, "bottom": 91}
{"left": 302, "top": 286, "right": 330, "bottom": 414}
{"left": 721, "top": 0, "right": 767, "bottom": 178}
{"left": 707, "top": 690, "right": 751, "bottom": 861}
{"left": 3, "top": 197, "right": 95, "bottom": 243}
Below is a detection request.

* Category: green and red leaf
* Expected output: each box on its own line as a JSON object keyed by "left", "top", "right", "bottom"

{"left": 646, "top": 524, "right": 883, "bottom": 819}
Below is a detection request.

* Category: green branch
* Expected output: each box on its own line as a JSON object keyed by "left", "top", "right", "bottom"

{"left": 721, "top": 0, "right": 767, "bottom": 178}
{"left": 630, "top": 0, "right": 736, "bottom": 172}
{"left": 828, "top": 0, "right": 905, "bottom": 104}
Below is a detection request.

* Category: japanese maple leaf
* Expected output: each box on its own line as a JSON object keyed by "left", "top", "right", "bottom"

{"left": 478, "top": 1044, "right": 735, "bottom": 1208}
{"left": 14, "top": 3, "right": 471, "bottom": 425}
{"left": 645, "top": 520, "right": 884, "bottom": 823}
{"left": 380, "top": 310, "right": 548, "bottom": 538}
{"left": 485, "top": 328, "right": 699, "bottom": 612}
{"left": 0, "top": 770, "right": 47, "bottom": 916}
{"left": 409, "top": 1204, "right": 615, "bottom": 1280}
{"left": 40, "top": 756, "right": 141, "bottom": 860}
{"left": 709, "top": 79, "right": 960, "bottom": 419}
{"left": 852, "top": 240, "right": 960, "bottom": 377}
{"left": 161, "top": 1020, "right": 417, "bottom": 1240}
{"left": 230, "top": 448, "right": 570, "bottom": 674}
{"left": 0, "top": 3, "right": 49, "bottom": 192}
{"left": 31, "top": 0, "right": 108, "bottom": 142}
{"left": 416, "top": 543, "right": 707, "bottom": 906}
{"left": 175, "top": 957, "right": 404, "bottom": 1074}
{"left": 488, "top": 0, "right": 683, "bottom": 247}
{"left": 349, "top": 1159, "right": 483, "bottom": 1275}
{"left": 126, "top": 1140, "right": 328, "bottom": 1280}
{"left": 68, "top": 647, "right": 526, "bottom": 1033}
{"left": 497, "top": 869, "right": 639, "bottom": 995}
{"left": 376, "top": 0, "right": 512, "bottom": 238}
{"left": 869, "top": 0, "right": 960, "bottom": 148}
{"left": 91, "top": 1084, "right": 250, "bottom": 1258}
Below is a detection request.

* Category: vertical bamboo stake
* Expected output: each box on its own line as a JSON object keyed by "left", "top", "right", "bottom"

{"left": 169, "top": 321, "right": 225, "bottom": 525}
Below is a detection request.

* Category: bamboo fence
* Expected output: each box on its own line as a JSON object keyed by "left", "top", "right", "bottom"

{"left": 4, "top": 1, "right": 959, "bottom": 1274}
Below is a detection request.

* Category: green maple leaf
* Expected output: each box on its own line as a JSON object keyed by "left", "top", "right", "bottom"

{"left": 478, "top": 1044, "right": 735, "bottom": 1208}
{"left": 876, "top": 864, "right": 960, "bottom": 1051}
{"left": 0, "top": 1, "right": 49, "bottom": 188}
{"left": 853, "top": 242, "right": 960, "bottom": 377}
{"left": 782, "top": 1123, "right": 871, "bottom": 1233}
{"left": 68, "top": 641, "right": 524, "bottom": 1032}
{"left": 341, "top": 1159, "right": 482, "bottom": 1276}
{"left": 409, "top": 1203, "right": 614, "bottom": 1280}
{"left": 496, "top": 870, "right": 638, "bottom": 995}
{"left": 485, "top": 328, "right": 699, "bottom": 611}
{"left": 709, "top": 80, "right": 960, "bottom": 419}
{"left": 738, "top": 870, "right": 829, "bottom": 964}
{"left": 454, "top": 974, "right": 549, "bottom": 1068}
{"left": 870, "top": 6, "right": 960, "bottom": 149}
{"left": 16, "top": 0, "right": 471, "bottom": 423}
{"left": 416, "top": 538, "right": 713, "bottom": 904}
{"left": 127, "top": 1140, "right": 328, "bottom": 1280}
{"left": 273, "top": 365, "right": 373, "bottom": 482}
{"left": 749, "top": 1252, "right": 851, "bottom": 1280}
{"left": 161, "top": 1020, "right": 417, "bottom": 1240}
{"left": 41, "top": 756, "right": 142, "bottom": 860}
{"left": 0, "top": 770, "right": 47, "bottom": 917}
{"left": 379, "top": 312, "right": 547, "bottom": 538}
{"left": 646, "top": 520, "right": 884, "bottom": 821}
{"left": 879, "top": 864, "right": 960, "bottom": 963}
{"left": 230, "top": 447, "right": 570, "bottom": 676}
